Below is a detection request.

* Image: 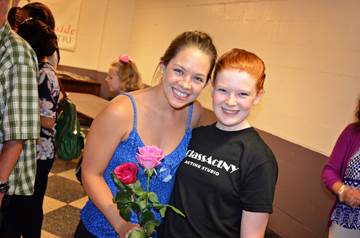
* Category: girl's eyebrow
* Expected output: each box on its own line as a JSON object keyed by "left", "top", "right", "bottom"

{"left": 194, "top": 73, "right": 206, "bottom": 78}
{"left": 239, "top": 89, "right": 251, "bottom": 94}
{"left": 215, "top": 84, "right": 251, "bottom": 93}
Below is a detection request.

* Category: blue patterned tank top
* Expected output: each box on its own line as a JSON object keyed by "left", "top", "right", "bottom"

{"left": 331, "top": 147, "right": 360, "bottom": 230}
{"left": 80, "top": 94, "right": 194, "bottom": 237}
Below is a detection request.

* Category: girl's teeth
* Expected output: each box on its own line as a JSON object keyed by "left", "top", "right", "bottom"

{"left": 223, "top": 108, "right": 237, "bottom": 114}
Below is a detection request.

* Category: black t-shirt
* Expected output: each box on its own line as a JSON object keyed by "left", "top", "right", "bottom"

{"left": 157, "top": 124, "right": 278, "bottom": 238}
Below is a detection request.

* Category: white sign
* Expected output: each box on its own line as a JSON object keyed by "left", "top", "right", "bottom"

{"left": 18, "top": 0, "right": 82, "bottom": 52}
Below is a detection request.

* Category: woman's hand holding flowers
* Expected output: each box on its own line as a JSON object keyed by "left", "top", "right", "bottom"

{"left": 112, "top": 146, "right": 185, "bottom": 238}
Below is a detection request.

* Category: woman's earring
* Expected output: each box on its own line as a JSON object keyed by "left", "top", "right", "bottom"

{"left": 160, "top": 64, "right": 165, "bottom": 75}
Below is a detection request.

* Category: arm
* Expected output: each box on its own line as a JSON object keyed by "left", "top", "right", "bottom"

{"left": 81, "top": 96, "right": 137, "bottom": 236}
{"left": 240, "top": 211, "right": 269, "bottom": 238}
{"left": 321, "top": 125, "right": 352, "bottom": 190}
{"left": 0, "top": 59, "right": 39, "bottom": 203}
{"left": 239, "top": 150, "right": 277, "bottom": 238}
{"left": 331, "top": 181, "right": 360, "bottom": 208}
{"left": 38, "top": 66, "right": 59, "bottom": 130}
{"left": 0, "top": 140, "right": 24, "bottom": 205}
{"left": 40, "top": 116, "right": 56, "bottom": 130}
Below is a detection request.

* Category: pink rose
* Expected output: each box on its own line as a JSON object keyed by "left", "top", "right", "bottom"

{"left": 136, "top": 145, "right": 165, "bottom": 170}
{"left": 114, "top": 162, "right": 138, "bottom": 185}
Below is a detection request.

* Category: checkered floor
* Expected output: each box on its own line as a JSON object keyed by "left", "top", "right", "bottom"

{"left": 41, "top": 158, "right": 87, "bottom": 238}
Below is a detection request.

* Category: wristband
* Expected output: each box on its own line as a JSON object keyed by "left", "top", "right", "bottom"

{"left": 0, "top": 180, "right": 9, "bottom": 194}
{"left": 338, "top": 184, "right": 348, "bottom": 202}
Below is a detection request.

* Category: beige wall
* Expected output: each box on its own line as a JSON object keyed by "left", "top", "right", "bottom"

{"left": 58, "top": 0, "right": 359, "bottom": 156}
{"left": 58, "top": 0, "right": 135, "bottom": 70}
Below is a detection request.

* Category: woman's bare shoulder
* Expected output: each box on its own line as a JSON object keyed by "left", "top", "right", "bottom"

{"left": 91, "top": 95, "right": 135, "bottom": 137}
{"left": 101, "top": 95, "right": 133, "bottom": 118}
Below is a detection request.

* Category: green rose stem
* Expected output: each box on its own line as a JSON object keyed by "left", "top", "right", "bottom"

{"left": 145, "top": 169, "right": 153, "bottom": 208}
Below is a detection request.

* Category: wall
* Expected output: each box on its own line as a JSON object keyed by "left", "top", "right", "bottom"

{"left": 258, "top": 130, "right": 333, "bottom": 238}
{"left": 56, "top": 0, "right": 359, "bottom": 155}
{"left": 48, "top": 0, "right": 359, "bottom": 237}
{"left": 57, "top": 0, "right": 135, "bottom": 96}
{"left": 128, "top": 0, "right": 360, "bottom": 156}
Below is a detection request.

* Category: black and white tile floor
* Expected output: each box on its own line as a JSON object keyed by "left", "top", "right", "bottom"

{"left": 41, "top": 157, "right": 86, "bottom": 238}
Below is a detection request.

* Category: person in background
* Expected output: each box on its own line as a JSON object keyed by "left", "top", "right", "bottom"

{"left": 105, "top": 54, "right": 146, "bottom": 98}
{"left": 0, "top": 0, "right": 40, "bottom": 236}
{"left": 8, "top": 1, "right": 60, "bottom": 69}
{"left": 16, "top": 17, "right": 60, "bottom": 238}
{"left": 322, "top": 97, "right": 360, "bottom": 238}
{"left": 74, "top": 31, "right": 218, "bottom": 238}
{"left": 158, "top": 48, "right": 278, "bottom": 238}
{"left": 6, "top": 5, "right": 19, "bottom": 27}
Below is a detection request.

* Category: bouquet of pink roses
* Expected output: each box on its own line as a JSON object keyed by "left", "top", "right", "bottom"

{"left": 111, "top": 145, "right": 185, "bottom": 238}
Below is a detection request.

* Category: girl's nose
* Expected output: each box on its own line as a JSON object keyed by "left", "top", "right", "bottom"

{"left": 226, "top": 93, "right": 237, "bottom": 106}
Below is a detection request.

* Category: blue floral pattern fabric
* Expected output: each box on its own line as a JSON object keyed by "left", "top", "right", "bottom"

{"left": 80, "top": 94, "right": 193, "bottom": 238}
{"left": 36, "top": 62, "right": 60, "bottom": 161}
{"left": 331, "top": 147, "right": 360, "bottom": 230}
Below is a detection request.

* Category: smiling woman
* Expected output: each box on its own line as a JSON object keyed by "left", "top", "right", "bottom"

{"left": 160, "top": 46, "right": 211, "bottom": 109}
{"left": 74, "top": 31, "right": 217, "bottom": 238}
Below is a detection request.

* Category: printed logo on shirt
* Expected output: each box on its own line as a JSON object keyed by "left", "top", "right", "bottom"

{"left": 185, "top": 149, "right": 239, "bottom": 176}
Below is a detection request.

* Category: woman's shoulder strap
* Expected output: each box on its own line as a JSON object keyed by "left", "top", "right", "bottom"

{"left": 119, "top": 93, "right": 137, "bottom": 129}
{"left": 186, "top": 103, "right": 194, "bottom": 129}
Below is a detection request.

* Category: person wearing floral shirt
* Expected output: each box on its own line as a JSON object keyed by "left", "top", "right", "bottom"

{"left": 15, "top": 15, "right": 60, "bottom": 237}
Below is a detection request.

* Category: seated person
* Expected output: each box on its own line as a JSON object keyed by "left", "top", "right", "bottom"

{"left": 105, "top": 54, "right": 147, "bottom": 99}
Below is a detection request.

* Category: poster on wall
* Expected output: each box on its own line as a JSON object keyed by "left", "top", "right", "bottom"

{"left": 17, "top": 0, "right": 82, "bottom": 52}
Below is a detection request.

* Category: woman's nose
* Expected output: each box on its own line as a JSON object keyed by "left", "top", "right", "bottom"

{"left": 180, "top": 76, "right": 191, "bottom": 89}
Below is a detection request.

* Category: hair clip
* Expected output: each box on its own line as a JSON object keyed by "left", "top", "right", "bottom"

{"left": 19, "top": 17, "right": 33, "bottom": 25}
{"left": 119, "top": 54, "right": 131, "bottom": 64}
